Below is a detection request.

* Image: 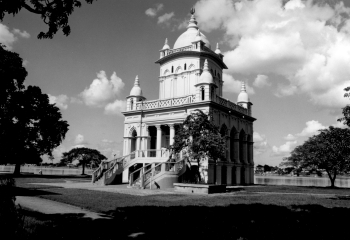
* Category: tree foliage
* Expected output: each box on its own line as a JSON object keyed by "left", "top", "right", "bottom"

{"left": 61, "top": 147, "right": 106, "bottom": 174}
{"left": 281, "top": 126, "right": 350, "bottom": 188}
{"left": 170, "top": 109, "right": 227, "bottom": 182}
{"left": 0, "top": 0, "right": 96, "bottom": 39}
{"left": 0, "top": 44, "right": 69, "bottom": 174}
{"left": 338, "top": 86, "right": 350, "bottom": 127}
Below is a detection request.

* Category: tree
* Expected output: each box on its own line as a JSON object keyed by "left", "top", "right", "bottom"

{"left": 61, "top": 147, "right": 106, "bottom": 175}
{"left": 281, "top": 126, "right": 350, "bottom": 188}
{"left": 0, "top": 0, "right": 97, "bottom": 39}
{"left": 0, "top": 45, "right": 69, "bottom": 174}
{"left": 170, "top": 109, "right": 227, "bottom": 183}
{"left": 338, "top": 87, "right": 350, "bottom": 127}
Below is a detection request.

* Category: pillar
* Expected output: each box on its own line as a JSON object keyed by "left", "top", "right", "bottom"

{"left": 245, "top": 167, "right": 250, "bottom": 184}
{"left": 227, "top": 137, "right": 231, "bottom": 162}
{"left": 226, "top": 166, "right": 232, "bottom": 185}
{"left": 156, "top": 125, "right": 162, "bottom": 157}
{"left": 243, "top": 138, "right": 248, "bottom": 164}
{"left": 250, "top": 166, "right": 254, "bottom": 184}
{"left": 208, "top": 163, "right": 215, "bottom": 184}
{"left": 169, "top": 124, "right": 175, "bottom": 146}
{"left": 233, "top": 137, "right": 240, "bottom": 163}
{"left": 235, "top": 166, "right": 241, "bottom": 185}
{"left": 216, "top": 165, "right": 222, "bottom": 185}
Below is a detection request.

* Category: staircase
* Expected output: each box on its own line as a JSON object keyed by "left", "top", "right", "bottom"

{"left": 129, "top": 156, "right": 188, "bottom": 189}
{"left": 91, "top": 149, "right": 172, "bottom": 186}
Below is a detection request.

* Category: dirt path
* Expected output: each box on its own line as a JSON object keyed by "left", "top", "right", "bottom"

{"left": 15, "top": 196, "right": 112, "bottom": 219}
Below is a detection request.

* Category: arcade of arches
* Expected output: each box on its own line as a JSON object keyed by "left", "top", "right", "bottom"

{"left": 123, "top": 122, "right": 254, "bottom": 185}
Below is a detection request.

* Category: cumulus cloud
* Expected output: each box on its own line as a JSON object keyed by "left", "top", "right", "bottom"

{"left": 253, "top": 132, "right": 269, "bottom": 155}
{"left": 284, "top": 134, "right": 297, "bottom": 141}
{"left": 145, "top": 3, "right": 164, "bottom": 17}
{"left": 48, "top": 94, "right": 69, "bottom": 110}
{"left": 104, "top": 99, "right": 126, "bottom": 116}
{"left": 222, "top": 73, "right": 255, "bottom": 95}
{"left": 74, "top": 134, "right": 87, "bottom": 145}
{"left": 253, "top": 75, "right": 270, "bottom": 88}
{"left": 158, "top": 12, "right": 175, "bottom": 25}
{"left": 296, "top": 120, "right": 327, "bottom": 137}
{"left": 194, "top": 0, "right": 350, "bottom": 108}
{"left": 272, "top": 140, "right": 298, "bottom": 156}
{"left": 80, "top": 71, "right": 125, "bottom": 107}
{"left": 0, "top": 23, "right": 30, "bottom": 49}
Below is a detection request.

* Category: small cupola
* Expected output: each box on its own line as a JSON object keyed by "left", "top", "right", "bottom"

{"left": 215, "top": 43, "right": 222, "bottom": 54}
{"left": 162, "top": 38, "right": 170, "bottom": 50}
{"left": 237, "top": 81, "right": 253, "bottom": 116}
{"left": 127, "top": 75, "right": 146, "bottom": 111}
{"left": 195, "top": 59, "right": 217, "bottom": 102}
{"left": 129, "top": 75, "right": 143, "bottom": 97}
{"left": 198, "top": 59, "right": 216, "bottom": 86}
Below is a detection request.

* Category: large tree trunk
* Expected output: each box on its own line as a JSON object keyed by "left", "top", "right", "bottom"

{"left": 13, "top": 163, "right": 21, "bottom": 175}
{"left": 82, "top": 162, "right": 85, "bottom": 175}
{"left": 326, "top": 170, "right": 337, "bottom": 188}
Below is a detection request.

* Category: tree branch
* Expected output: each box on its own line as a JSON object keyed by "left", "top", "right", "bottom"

{"left": 21, "top": 2, "right": 44, "bottom": 14}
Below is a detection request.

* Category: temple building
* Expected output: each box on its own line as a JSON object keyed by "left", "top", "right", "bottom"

{"left": 120, "top": 9, "right": 256, "bottom": 186}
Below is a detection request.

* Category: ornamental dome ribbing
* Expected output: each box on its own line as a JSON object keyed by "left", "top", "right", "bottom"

{"left": 237, "top": 81, "right": 249, "bottom": 103}
{"left": 173, "top": 9, "right": 211, "bottom": 49}
{"left": 129, "top": 75, "right": 143, "bottom": 96}
{"left": 199, "top": 59, "right": 215, "bottom": 85}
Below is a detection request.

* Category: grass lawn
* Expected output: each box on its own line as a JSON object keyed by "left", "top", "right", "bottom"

{"left": 9, "top": 174, "right": 350, "bottom": 239}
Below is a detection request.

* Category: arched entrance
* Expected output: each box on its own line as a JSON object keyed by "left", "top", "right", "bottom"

{"left": 241, "top": 167, "right": 245, "bottom": 185}
{"left": 239, "top": 130, "right": 245, "bottom": 163}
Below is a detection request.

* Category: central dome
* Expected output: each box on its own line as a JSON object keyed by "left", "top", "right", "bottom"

{"left": 173, "top": 28, "right": 211, "bottom": 49}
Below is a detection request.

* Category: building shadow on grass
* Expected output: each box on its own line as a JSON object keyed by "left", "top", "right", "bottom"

{"left": 17, "top": 203, "right": 350, "bottom": 240}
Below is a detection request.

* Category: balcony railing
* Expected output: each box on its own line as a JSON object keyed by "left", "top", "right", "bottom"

{"left": 135, "top": 95, "right": 196, "bottom": 111}
{"left": 215, "top": 95, "right": 248, "bottom": 115}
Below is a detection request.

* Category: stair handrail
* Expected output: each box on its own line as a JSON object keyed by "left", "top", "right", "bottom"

{"left": 103, "top": 151, "right": 137, "bottom": 182}
{"left": 92, "top": 151, "right": 136, "bottom": 183}
{"left": 129, "top": 152, "right": 184, "bottom": 188}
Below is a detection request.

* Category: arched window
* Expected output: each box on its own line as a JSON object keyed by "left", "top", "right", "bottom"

{"left": 171, "top": 66, "right": 174, "bottom": 73}
{"left": 211, "top": 87, "right": 215, "bottom": 100}
{"left": 201, "top": 87, "right": 205, "bottom": 101}
{"left": 184, "top": 63, "right": 187, "bottom": 70}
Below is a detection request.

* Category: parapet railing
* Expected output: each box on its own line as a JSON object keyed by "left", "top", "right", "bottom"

{"left": 135, "top": 95, "right": 196, "bottom": 111}
{"left": 215, "top": 95, "right": 248, "bottom": 115}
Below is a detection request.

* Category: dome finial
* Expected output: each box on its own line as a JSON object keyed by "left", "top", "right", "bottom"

{"left": 162, "top": 38, "right": 170, "bottom": 50}
{"left": 134, "top": 75, "right": 140, "bottom": 86}
{"left": 203, "top": 59, "right": 209, "bottom": 71}
{"left": 190, "top": 7, "right": 195, "bottom": 15}
{"left": 187, "top": 7, "right": 198, "bottom": 30}
{"left": 215, "top": 42, "right": 222, "bottom": 54}
{"left": 241, "top": 81, "right": 246, "bottom": 92}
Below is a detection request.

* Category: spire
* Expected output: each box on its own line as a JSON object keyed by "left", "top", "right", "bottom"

{"left": 129, "top": 75, "right": 143, "bottom": 96}
{"left": 215, "top": 42, "right": 222, "bottom": 54}
{"left": 162, "top": 38, "right": 170, "bottom": 50}
{"left": 240, "top": 81, "right": 246, "bottom": 92}
{"left": 134, "top": 75, "right": 140, "bottom": 86}
{"left": 187, "top": 7, "right": 198, "bottom": 30}
{"left": 203, "top": 59, "right": 209, "bottom": 72}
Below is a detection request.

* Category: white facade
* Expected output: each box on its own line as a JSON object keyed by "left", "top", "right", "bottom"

{"left": 122, "top": 9, "right": 256, "bottom": 185}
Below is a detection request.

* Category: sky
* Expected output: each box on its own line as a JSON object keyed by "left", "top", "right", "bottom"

{"left": 1, "top": 0, "right": 350, "bottom": 166}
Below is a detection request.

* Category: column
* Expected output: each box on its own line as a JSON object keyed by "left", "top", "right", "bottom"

{"left": 216, "top": 165, "right": 222, "bottom": 185}
{"left": 226, "top": 166, "right": 232, "bottom": 185}
{"left": 226, "top": 137, "right": 231, "bottom": 162}
{"left": 248, "top": 141, "right": 254, "bottom": 164}
{"left": 169, "top": 124, "right": 175, "bottom": 145}
{"left": 235, "top": 166, "right": 241, "bottom": 185}
{"left": 243, "top": 137, "right": 248, "bottom": 164}
{"left": 156, "top": 125, "right": 162, "bottom": 157}
{"left": 245, "top": 167, "right": 250, "bottom": 184}
{"left": 233, "top": 136, "right": 240, "bottom": 163}
{"left": 250, "top": 167, "right": 255, "bottom": 185}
